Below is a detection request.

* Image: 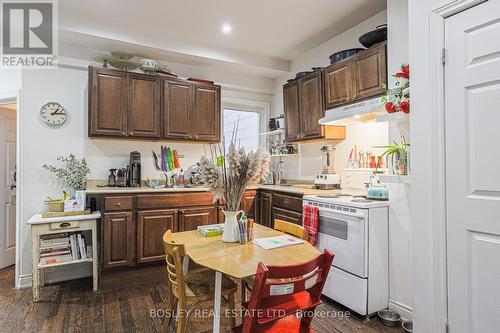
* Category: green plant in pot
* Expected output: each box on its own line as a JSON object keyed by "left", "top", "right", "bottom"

{"left": 375, "top": 136, "right": 410, "bottom": 175}
{"left": 43, "top": 154, "right": 91, "bottom": 191}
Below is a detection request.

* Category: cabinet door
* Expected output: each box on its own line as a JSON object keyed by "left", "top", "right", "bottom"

{"left": 179, "top": 206, "right": 216, "bottom": 231}
{"left": 258, "top": 191, "right": 273, "bottom": 228}
{"left": 103, "top": 212, "right": 133, "bottom": 268}
{"left": 324, "top": 60, "right": 353, "bottom": 108}
{"left": 352, "top": 43, "right": 387, "bottom": 101}
{"left": 128, "top": 74, "right": 161, "bottom": 138}
{"left": 191, "top": 84, "right": 221, "bottom": 142}
{"left": 241, "top": 190, "right": 257, "bottom": 219}
{"left": 299, "top": 72, "right": 325, "bottom": 140}
{"left": 89, "top": 67, "right": 128, "bottom": 137}
{"left": 283, "top": 82, "right": 302, "bottom": 142}
{"left": 163, "top": 79, "right": 192, "bottom": 140}
{"left": 273, "top": 207, "right": 303, "bottom": 226}
{"left": 137, "top": 210, "right": 177, "bottom": 264}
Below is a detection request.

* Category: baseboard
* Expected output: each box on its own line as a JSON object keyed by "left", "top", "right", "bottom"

{"left": 16, "top": 263, "right": 92, "bottom": 289}
{"left": 388, "top": 299, "right": 413, "bottom": 321}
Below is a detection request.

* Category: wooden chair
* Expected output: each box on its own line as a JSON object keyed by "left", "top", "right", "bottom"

{"left": 241, "top": 219, "right": 309, "bottom": 303}
{"left": 233, "top": 249, "right": 334, "bottom": 333}
{"left": 162, "top": 230, "right": 238, "bottom": 333}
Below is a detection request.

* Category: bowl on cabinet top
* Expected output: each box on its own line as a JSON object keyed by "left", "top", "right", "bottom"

{"left": 359, "top": 24, "right": 387, "bottom": 48}
{"left": 328, "top": 48, "right": 365, "bottom": 64}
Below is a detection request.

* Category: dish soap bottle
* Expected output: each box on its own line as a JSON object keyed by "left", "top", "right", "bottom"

{"left": 178, "top": 169, "right": 185, "bottom": 186}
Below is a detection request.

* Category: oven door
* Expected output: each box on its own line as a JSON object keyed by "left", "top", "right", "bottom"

{"left": 315, "top": 208, "right": 367, "bottom": 278}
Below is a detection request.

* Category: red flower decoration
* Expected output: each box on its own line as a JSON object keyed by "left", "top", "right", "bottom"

{"left": 395, "top": 72, "right": 409, "bottom": 79}
{"left": 400, "top": 101, "right": 410, "bottom": 114}
{"left": 385, "top": 102, "right": 396, "bottom": 113}
{"left": 402, "top": 65, "right": 409, "bottom": 76}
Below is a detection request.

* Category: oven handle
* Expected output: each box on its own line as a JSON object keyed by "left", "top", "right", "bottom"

{"left": 318, "top": 209, "right": 366, "bottom": 220}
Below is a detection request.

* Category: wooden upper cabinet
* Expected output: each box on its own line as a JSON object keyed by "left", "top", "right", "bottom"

{"left": 352, "top": 43, "right": 387, "bottom": 101}
{"left": 137, "top": 210, "right": 177, "bottom": 264}
{"left": 163, "top": 79, "right": 192, "bottom": 140}
{"left": 178, "top": 206, "right": 216, "bottom": 232}
{"left": 89, "top": 67, "right": 128, "bottom": 137}
{"left": 128, "top": 73, "right": 161, "bottom": 138}
{"left": 299, "top": 71, "right": 324, "bottom": 140}
{"left": 324, "top": 60, "right": 353, "bottom": 109}
{"left": 192, "top": 84, "right": 221, "bottom": 142}
{"left": 284, "top": 82, "right": 301, "bottom": 142}
{"left": 88, "top": 66, "right": 221, "bottom": 142}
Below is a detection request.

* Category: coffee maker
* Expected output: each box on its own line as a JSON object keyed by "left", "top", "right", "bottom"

{"left": 128, "top": 151, "right": 141, "bottom": 187}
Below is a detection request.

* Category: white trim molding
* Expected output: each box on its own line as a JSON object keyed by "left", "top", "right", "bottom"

{"left": 410, "top": 0, "right": 487, "bottom": 332}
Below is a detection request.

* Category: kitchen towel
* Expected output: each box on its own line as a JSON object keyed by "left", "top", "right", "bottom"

{"left": 303, "top": 205, "right": 319, "bottom": 245}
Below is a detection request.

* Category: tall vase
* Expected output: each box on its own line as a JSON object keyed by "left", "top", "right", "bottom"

{"left": 222, "top": 210, "right": 244, "bottom": 243}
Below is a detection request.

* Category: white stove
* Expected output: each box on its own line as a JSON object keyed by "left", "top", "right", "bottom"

{"left": 304, "top": 193, "right": 389, "bottom": 209}
{"left": 303, "top": 190, "right": 389, "bottom": 317}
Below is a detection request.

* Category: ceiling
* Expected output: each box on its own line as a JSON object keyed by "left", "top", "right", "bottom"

{"left": 59, "top": 0, "right": 386, "bottom": 78}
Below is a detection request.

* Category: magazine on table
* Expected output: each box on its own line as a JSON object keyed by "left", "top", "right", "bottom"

{"left": 252, "top": 234, "right": 304, "bottom": 250}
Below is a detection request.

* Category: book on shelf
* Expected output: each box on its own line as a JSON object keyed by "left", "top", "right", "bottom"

{"left": 40, "top": 254, "right": 74, "bottom": 265}
{"left": 38, "top": 231, "right": 92, "bottom": 265}
{"left": 77, "top": 233, "right": 87, "bottom": 259}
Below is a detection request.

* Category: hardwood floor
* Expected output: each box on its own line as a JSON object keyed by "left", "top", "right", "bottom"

{"left": 0, "top": 265, "right": 402, "bottom": 333}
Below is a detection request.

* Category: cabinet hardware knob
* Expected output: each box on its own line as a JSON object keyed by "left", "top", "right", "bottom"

{"left": 116, "top": 203, "right": 121, "bottom": 206}
{"left": 195, "top": 135, "right": 199, "bottom": 140}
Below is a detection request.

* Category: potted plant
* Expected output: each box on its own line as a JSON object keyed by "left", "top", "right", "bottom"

{"left": 43, "top": 154, "right": 91, "bottom": 191}
{"left": 375, "top": 136, "right": 410, "bottom": 175}
{"left": 199, "top": 133, "right": 270, "bottom": 242}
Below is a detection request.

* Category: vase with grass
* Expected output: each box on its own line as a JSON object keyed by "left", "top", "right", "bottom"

{"left": 199, "top": 129, "right": 270, "bottom": 242}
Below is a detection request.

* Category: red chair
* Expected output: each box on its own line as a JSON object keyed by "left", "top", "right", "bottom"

{"left": 234, "top": 249, "right": 334, "bottom": 333}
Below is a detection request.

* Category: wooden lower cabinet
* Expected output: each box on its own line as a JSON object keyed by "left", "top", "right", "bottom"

{"left": 241, "top": 190, "right": 257, "bottom": 219}
{"left": 103, "top": 211, "right": 133, "bottom": 269}
{"left": 136, "top": 210, "right": 177, "bottom": 264}
{"left": 273, "top": 207, "right": 303, "bottom": 226}
{"left": 258, "top": 191, "right": 273, "bottom": 228}
{"left": 179, "top": 206, "right": 216, "bottom": 231}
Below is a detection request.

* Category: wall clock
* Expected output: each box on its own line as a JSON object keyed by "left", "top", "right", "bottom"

{"left": 40, "top": 102, "right": 67, "bottom": 126}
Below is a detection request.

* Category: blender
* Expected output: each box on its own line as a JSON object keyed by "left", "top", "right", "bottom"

{"left": 314, "top": 145, "right": 341, "bottom": 189}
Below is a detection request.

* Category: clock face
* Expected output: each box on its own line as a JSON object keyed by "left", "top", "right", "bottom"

{"left": 40, "top": 102, "right": 67, "bottom": 126}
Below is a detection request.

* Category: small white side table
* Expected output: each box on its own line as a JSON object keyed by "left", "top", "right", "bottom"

{"left": 27, "top": 211, "right": 101, "bottom": 302}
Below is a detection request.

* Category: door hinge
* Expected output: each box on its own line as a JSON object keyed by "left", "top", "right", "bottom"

{"left": 442, "top": 48, "right": 447, "bottom": 65}
{"left": 445, "top": 323, "right": 449, "bottom": 333}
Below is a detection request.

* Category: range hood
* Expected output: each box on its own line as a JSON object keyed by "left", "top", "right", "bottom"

{"left": 319, "top": 97, "right": 385, "bottom": 126}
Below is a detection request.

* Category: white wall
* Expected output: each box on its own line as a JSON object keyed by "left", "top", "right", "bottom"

{"left": 386, "top": 0, "right": 413, "bottom": 320}
{"left": 15, "top": 59, "right": 273, "bottom": 288}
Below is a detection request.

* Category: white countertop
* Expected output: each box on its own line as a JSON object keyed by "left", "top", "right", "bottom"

{"left": 85, "top": 186, "right": 210, "bottom": 194}
{"left": 27, "top": 211, "right": 102, "bottom": 225}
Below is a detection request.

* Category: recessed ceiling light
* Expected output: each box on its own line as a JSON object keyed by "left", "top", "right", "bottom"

{"left": 354, "top": 115, "right": 362, "bottom": 119}
{"left": 222, "top": 23, "right": 232, "bottom": 34}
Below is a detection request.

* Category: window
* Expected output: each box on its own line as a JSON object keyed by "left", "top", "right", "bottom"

{"left": 223, "top": 109, "right": 260, "bottom": 153}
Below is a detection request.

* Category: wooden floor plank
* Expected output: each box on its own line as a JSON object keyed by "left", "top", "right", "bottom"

{"left": 0, "top": 265, "right": 403, "bottom": 333}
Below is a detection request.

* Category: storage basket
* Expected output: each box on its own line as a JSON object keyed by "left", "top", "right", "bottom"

{"left": 44, "top": 198, "right": 64, "bottom": 213}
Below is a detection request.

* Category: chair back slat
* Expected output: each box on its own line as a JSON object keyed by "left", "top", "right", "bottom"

{"left": 242, "top": 249, "right": 334, "bottom": 332}
{"left": 163, "top": 230, "right": 187, "bottom": 299}
{"left": 274, "top": 219, "right": 308, "bottom": 241}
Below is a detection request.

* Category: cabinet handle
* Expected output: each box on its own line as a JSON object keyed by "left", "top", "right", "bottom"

{"left": 195, "top": 135, "right": 199, "bottom": 140}
{"left": 130, "top": 132, "right": 134, "bottom": 136}
{"left": 116, "top": 202, "right": 121, "bottom": 206}
{"left": 59, "top": 222, "right": 71, "bottom": 228}
{"left": 189, "top": 135, "right": 193, "bottom": 139}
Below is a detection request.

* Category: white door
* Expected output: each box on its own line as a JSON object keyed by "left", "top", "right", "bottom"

{"left": 445, "top": 2, "right": 500, "bottom": 332}
{"left": 0, "top": 106, "right": 16, "bottom": 269}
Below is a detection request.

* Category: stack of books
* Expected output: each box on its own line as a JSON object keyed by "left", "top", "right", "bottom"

{"left": 39, "top": 232, "right": 92, "bottom": 265}
{"left": 198, "top": 224, "right": 224, "bottom": 237}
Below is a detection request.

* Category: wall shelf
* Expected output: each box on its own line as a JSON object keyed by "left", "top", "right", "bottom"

{"left": 379, "top": 174, "right": 411, "bottom": 184}
{"left": 377, "top": 112, "right": 409, "bottom": 123}
{"left": 259, "top": 129, "right": 284, "bottom": 136}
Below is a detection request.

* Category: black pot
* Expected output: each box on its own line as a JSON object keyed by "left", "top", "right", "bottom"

{"left": 359, "top": 24, "right": 387, "bottom": 48}
{"left": 329, "top": 48, "right": 365, "bottom": 64}
{"left": 295, "top": 71, "right": 313, "bottom": 79}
